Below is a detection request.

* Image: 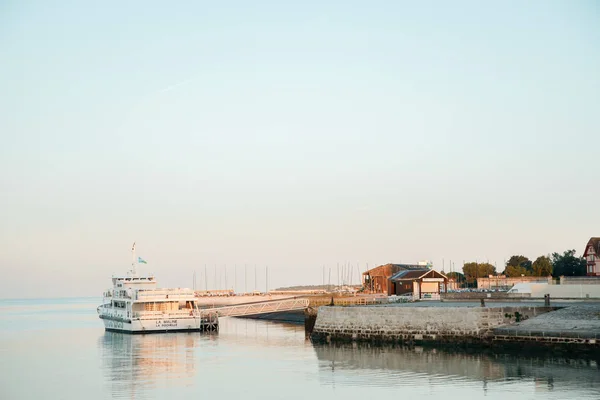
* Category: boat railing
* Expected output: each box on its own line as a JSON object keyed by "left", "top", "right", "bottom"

{"left": 135, "top": 292, "right": 194, "bottom": 301}
{"left": 97, "top": 304, "right": 111, "bottom": 313}
{"left": 137, "top": 288, "right": 194, "bottom": 294}
{"left": 133, "top": 310, "right": 203, "bottom": 319}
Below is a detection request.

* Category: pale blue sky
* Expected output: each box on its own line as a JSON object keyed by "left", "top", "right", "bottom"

{"left": 1, "top": 1, "right": 598, "bottom": 298}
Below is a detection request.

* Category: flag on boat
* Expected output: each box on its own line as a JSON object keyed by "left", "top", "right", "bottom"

{"left": 138, "top": 257, "right": 147, "bottom": 264}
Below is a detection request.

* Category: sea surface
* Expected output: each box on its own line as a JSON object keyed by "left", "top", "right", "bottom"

{"left": 1, "top": 298, "right": 599, "bottom": 400}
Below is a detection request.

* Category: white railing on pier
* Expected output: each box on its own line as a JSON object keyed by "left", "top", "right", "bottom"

{"left": 201, "top": 298, "right": 309, "bottom": 318}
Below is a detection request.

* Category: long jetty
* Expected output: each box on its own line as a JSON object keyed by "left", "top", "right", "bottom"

{"left": 200, "top": 297, "right": 309, "bottom": 318}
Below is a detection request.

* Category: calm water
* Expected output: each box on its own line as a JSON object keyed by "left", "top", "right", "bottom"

{"left": 1, "top": 298, "right": 599, "bottom": 400}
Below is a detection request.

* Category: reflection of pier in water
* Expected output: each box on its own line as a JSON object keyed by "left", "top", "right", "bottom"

{"left": 314, "top": 344, "right": 600, "bottom": 392}
{"left": 217, "top": 317, "right": 306, "bottom": 348}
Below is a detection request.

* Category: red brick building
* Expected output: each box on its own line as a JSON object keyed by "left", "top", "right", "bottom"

{"left": 362, "top": 263, "right": 428, "bottom": 295}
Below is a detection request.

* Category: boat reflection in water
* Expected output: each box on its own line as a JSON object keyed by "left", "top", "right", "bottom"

{"left": 97, "top": 318, "right": 307, "bottom": 398}
{"left": 99, "top": 331, "right": 212, "bottom": 397}
{"left": 313, "top": 343, "right": 600, "bottom": 395}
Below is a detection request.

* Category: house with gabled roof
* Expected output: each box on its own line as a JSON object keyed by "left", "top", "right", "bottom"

{"left": 362, "top": 263, "right": 427, "bottom": 295}
{"left": 584, "top": 237, "right": 600, "bottom": 276}
{"left": 390, "top": 269, "right": 448, "bottom": 299}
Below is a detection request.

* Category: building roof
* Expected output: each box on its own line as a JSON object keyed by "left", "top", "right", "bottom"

{"left": 390, "top": 269, "right": 448, "bottom": 281}
{"left": 584, "top": 237, "right": 600, "bottom": 257}
{"left": 362, "top": 263, "right": 425, "bottom": 276}
{"left": 390, "top": 269, "right": 430, "bottom": 280}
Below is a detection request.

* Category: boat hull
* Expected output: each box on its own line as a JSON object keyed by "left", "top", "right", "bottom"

{"left": 101, "top": 316, "right": 218, "bottom": 334}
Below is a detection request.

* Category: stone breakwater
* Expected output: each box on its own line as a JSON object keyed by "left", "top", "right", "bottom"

{"left": 310, "top": 306, "right": 557, "bottom": 345}
{"left": 493, "top": 304, "right": 600, "bottom": 344}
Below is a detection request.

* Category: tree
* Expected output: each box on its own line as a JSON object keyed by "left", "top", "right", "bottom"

{"left": 504, "top": 265, "right": 530, "bottom": 277}
{"left": 463, "top": 262, "right": 477, "bottom": 284}
{"left": 446, "top": 271, "right": 466, "bottom": 289}
{"left": 446, "top": 271, "right": 466, "bottom": 282}
{"left": 462, "top": 262, "right": 496, "bottom": 284}
{"left": 504, "top": 255, "right": 532, "bottom": 275}
{"left": 551, "top": 250, "right": 586, "bottom": 277}
{"left": 532, "top": 255, "right": 553, "bottom": 276}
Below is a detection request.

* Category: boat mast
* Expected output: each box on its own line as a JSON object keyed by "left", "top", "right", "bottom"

{"left": 131, "top": 242, "right": 137, "bottom": 276}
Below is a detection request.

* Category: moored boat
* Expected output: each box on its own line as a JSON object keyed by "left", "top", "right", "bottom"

{"left": 97, "top": 243, "right": 218, "bottom": 333}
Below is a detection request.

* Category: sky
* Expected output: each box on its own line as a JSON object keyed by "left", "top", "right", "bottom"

{"left": 0, "top": 1, "right": 599, "bottom": 298}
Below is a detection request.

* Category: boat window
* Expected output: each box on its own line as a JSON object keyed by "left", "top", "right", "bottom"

{"left": 111, "top": 301, "right": 126, "bottom": 308}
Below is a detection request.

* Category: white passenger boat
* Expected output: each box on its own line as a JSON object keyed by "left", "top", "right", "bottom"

{"left": 97, "top": 244, "right": 218, "bottom": 333}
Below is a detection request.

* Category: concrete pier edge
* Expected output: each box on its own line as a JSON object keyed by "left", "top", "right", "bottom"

{"left": 309, "top": 305, "right": 600, "bottom": 355}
